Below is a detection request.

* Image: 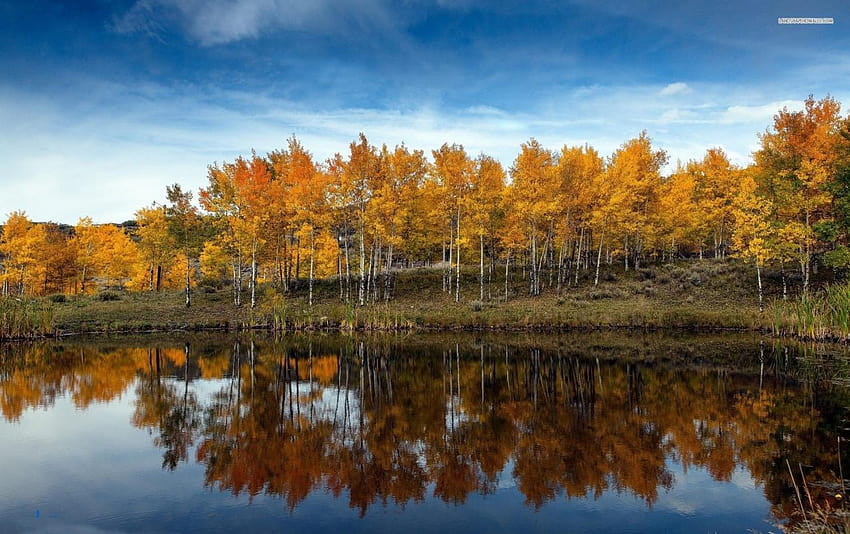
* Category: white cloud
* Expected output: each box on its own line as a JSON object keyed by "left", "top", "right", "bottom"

{"left": 719, "top": 100, "right": 802, "bottom": 124}
{"left": 659, "top": 82, "right": 692, "bottom": 96}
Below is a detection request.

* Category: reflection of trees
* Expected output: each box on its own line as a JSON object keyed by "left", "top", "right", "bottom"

{"left": 186, "top": 337, "right": 849, "bottom": 522}
{"left": 2, "top": 335, "right": 850, "bottom": 525}
{"left": 133, "top": 345, "right": 201, "bottom": 470}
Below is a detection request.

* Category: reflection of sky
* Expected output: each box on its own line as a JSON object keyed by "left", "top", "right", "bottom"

{"left": 0, "top": 377, "right": 775, "bottom": 533}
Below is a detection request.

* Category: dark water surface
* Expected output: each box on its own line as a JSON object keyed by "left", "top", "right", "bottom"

{"left": 1, "top": 332, "right": 849, "bottom": 533}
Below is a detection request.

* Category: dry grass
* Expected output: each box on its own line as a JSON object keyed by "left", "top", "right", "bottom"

{"left": 43, "top": 259, "right": 768, "bottom": 335}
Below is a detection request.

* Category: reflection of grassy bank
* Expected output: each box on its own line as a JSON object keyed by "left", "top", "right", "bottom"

{"left": 42, "top": 260, "right": 766, "bottom": 335}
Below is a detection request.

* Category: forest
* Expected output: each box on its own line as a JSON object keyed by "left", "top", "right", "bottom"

{"left": 1, "top": 95, "right": 849, "bottom": 323}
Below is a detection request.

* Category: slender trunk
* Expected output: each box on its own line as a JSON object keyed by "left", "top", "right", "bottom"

{"left": 283, "top": 233, "right": 290, "bottom": 292}
{"left": 488, "top": 237, "right": 493, "bottom": 301}
{"left": 756, "top": 261, "right": 764, "bottom": 313}
{"left": 275, "top": 239, "right": 283, "bottom": 289}
{"left": 781, "top": 260, "right": 788, "bottom": 300}
{"left": 232, "top": 262, "right": 238, "bottom": 306}
{"left": 624, "top": 236, "right": 629, "bottom": 271}
{"left": 594, "top": 229, "right": 605, "bottom": 287}
{"left": 372, "top": 241, "right": 380, "bottom": 303}
{"left": 236, "top": 249, "right": 243, "bottom": 306}
{"left": 804, "top": 211, "right": 811, "bottom": 292}
{"left": 358, "top": 222, "right": 366, "bottom": 306}
{"left": 479, "top": 234, "right": 484, "bottom": 301}
{"left": 504, "top": 252, "right": 510, "bottom": 302}
{"left": 185, "top": 248, "right": 191, "bottom": 308}
{"left": 455, "top": 210, "right": 461, "bottom": 303}
{"left": 308, "top": 228, "right": 315, "bottom": 307}
{"left": 337, "top": 241, "right": 343, "bottom": 301}
{"left": 442, "top": 231, "right": 447, "bottom": 292}
{"left": 575, "top": 227, "right": 584, "bottom": 286}
{"left": 531, "top": 227, "right": 538, "bottom": 296}
{"left": 250, "top": 238, "right": 257, "bottom": 309}
{"left": 343, "top": 226, "right": 351, "bottom": 303}
{"left": 384, "top": 242, "right": 393, "bottom": 302}
{"left": 295, "top": 235, "right": 301, "bottom": 282}
{"left": 556, "top": 240, "right": 564, "bottom": 293}
{"left": 447, "top": 222, "right": 454, "bottom": 295}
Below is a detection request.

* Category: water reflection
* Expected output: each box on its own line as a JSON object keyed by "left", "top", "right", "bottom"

{"left": 1, "top": 333, "right": 849, "bottom": 529}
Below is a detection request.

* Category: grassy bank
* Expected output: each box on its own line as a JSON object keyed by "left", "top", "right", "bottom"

{"left": 38, "top": 259, "right": 770, "bottom": 336}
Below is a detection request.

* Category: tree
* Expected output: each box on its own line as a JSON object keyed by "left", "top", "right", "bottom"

{"left": 135, "top": 206, "right": 175, "bottom": 292}
{"left": 165, "top": 184, "right": 203, "bottom": 307}
{"left": 732, "top": 171, "right": 775, "bottom": 312}
{"left": 288, "top": 141, "right": 330, "bottom": 307}
{"left": 602, "top": 132, "right": 668, "bottom": 271}
{"left": 467, "top": 154, "right": 505, "bottom": 300}
{"left": 555, "top": 144, "right": 604, "bottom": 288}
{"left": 0, "top": 211, "right": 34, "bottom": 296}
{"left": 689, "top": 148, "right": 740, "bottom": 259}
{"left": 508, "top": 139, "right": 557, "bottom": 295}
{"left": 433, "top": 143, "right": 474, "bottom": 301}
{"left": 755, "top": 95, "right": 843, "bottom": 291}
{"left": 340, "top": 134, "right": 380, "bottom": 306}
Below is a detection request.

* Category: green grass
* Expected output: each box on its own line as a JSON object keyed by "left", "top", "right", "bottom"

{"left": 0, "top": 297, "right": 54, "bottom": 339}
{"left": 41, "top": 259, "right": 770, "bottom": 335}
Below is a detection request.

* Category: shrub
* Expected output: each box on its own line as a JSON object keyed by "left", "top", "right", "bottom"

{"left": 637, "top": 268, "right": 655, "bottom": 281}
{"left": 198, "top": 276, "right": 223, "bottom": 291}
{"left": 48, "top": 294, "right": 67, "bottom": 303}
{"left": 470, "top": 300, "right": 483, "bottom": 312}
{"left": 96, "top": 291, "right": 121, "bottom": 301}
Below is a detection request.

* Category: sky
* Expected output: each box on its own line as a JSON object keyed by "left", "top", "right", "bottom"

{"left": 1, "top": 0, "right": 848, "bottom": 223}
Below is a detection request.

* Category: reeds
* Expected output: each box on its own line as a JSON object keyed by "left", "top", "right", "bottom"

{"left": 769, "top": 283, "right": 850, "bottom": 343}
{"left": 785, "top": 449, "right": 850, "bottom": 533}
{"left": 0, "top": 297, "right": 54, "bottom": 340}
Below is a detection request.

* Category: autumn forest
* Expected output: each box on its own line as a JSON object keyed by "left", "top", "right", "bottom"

{"left": 2, "top": 95, "right": 850, "bottom": 329}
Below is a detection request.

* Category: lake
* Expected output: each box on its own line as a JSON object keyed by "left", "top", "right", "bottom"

{"left": 1, "top": 332, "right": 848, "bottom": 533}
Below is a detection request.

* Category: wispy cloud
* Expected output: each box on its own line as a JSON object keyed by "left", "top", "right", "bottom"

{"left": 113, "top": 0, "right": 400, "bottom": 45}
{"left": 4, "top": 73, "right": 835, "bottom": 224}
{"left": 659, "top": 82, "right": 692, "bottom": 96}
{"left": 720, "top": 100, "right": 802, "bottom": 124}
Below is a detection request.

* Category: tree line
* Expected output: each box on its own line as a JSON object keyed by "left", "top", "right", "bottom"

{"left": 1, "top": 95, "right": 848, "bottom": 309}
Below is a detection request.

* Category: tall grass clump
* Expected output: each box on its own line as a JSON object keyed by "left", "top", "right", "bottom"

{"left": 0, "top": 297, "right": 54, "bottom": 340}
{"left": 770, "top": 282, "right": 850, "bottom": 342}
{"left": 827, "top": 283, "right": 850, "bottom": 340}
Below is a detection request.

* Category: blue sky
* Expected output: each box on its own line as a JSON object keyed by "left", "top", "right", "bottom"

{"left": 1, "top": 0, "right": 848, "bottom": 223}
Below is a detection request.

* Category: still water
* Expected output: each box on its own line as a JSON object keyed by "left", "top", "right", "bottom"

{"left": 1, "top": 332, "right": 848, "bottom": 533}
